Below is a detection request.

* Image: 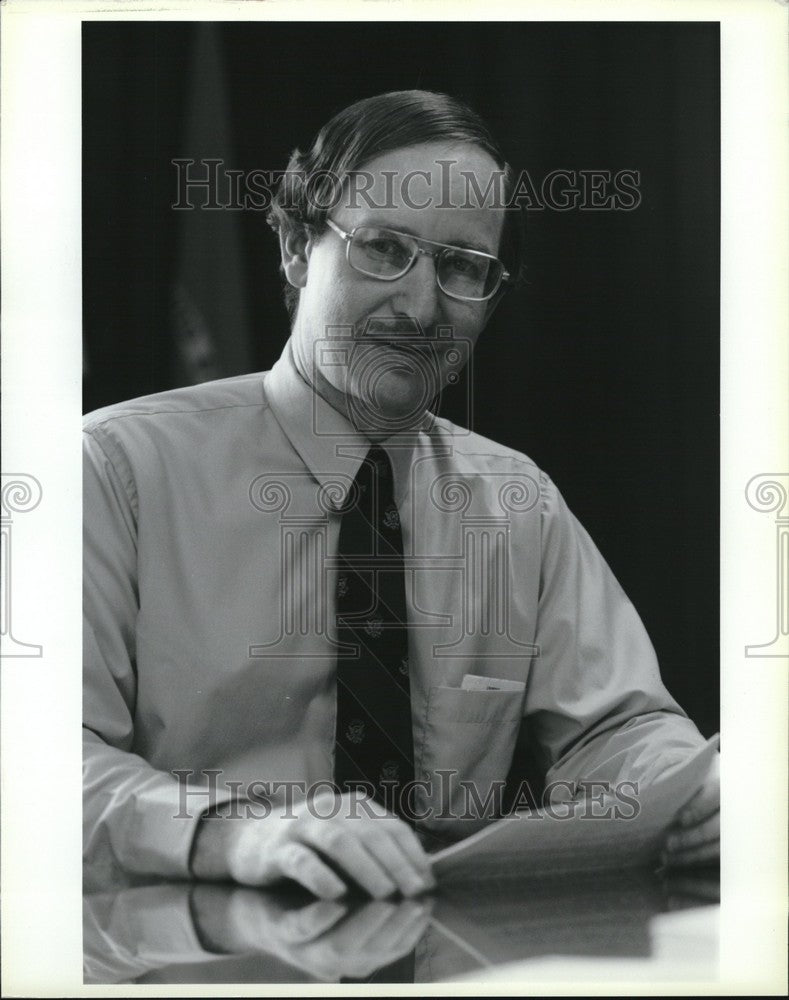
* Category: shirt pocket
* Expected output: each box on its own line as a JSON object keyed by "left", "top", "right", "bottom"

{"left": 416, "top": 684, "right": 524, "bottom": 839}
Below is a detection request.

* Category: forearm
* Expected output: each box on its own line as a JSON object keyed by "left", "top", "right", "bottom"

{"left": 531, "top": 476, "right": 710, "bottom": 798}
{"left": 83, "top": 730, "right": 205, "bottom": 878}
{"left": 543, "top": 708, "right": 706, "bottom": 796}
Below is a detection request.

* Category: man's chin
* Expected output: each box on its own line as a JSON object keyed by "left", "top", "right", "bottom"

{"left": 348, "top": 374, "right": 434, "bottom": 435}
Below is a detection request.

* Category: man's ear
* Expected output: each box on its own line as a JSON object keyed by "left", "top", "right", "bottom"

{"left": 278, "top": 226, "right": 313, "bottom": 288}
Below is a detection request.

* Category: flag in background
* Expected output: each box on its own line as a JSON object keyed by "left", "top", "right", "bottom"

{"left": 171, "top": 23, "right": 252, "bottom": 387}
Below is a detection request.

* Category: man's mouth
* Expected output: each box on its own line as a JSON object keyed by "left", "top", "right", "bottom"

{"left": 360, "top": 333, "right": 436, "bottom": 355}
{"left": 354, "top": 316, "right": 431, "bottom": 342}
{"left": 350, "top": 320, "right": 439, "bottom": 371}
{"left": 370, "top": 338, "right": 418, "bottom": 353}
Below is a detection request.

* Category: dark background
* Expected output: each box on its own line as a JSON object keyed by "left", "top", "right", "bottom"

{"left": 83, "top": 21, "right": 720, "bottom": 736}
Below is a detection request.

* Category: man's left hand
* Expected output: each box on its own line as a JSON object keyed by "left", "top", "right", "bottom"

{"left": 663, "top": 752, "right": 720, "bottom": 867}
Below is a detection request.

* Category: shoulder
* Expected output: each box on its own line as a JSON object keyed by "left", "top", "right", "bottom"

{"left": 83, "top": 371, "right": 270, "bottom": 436}
{"left": 423, "top": 416, "right": 559, "bottom": 520}
{"left": 426, "top": 415, "right": 546, "bottom": 478}
{"left": 82, "top": 372, "right": 277, "bottom": 489}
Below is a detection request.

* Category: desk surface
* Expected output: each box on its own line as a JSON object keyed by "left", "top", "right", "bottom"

{"left": 83, "top": 866, "right": 719, "bottom": 985}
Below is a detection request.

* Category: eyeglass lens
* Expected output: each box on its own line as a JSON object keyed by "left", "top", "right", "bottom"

{"left": 348, "top": 227, "right": 502, "bottom": 301}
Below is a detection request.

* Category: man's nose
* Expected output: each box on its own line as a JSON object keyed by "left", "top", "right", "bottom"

{"left": 391, "top": 252, "right": 443, "bottom": 332}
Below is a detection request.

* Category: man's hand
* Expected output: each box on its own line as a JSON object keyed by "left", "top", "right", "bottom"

{"left": 191, "top": 884, "right": 432, "bottom": 980}
{"left": 191, "top": 790, "right": 436, "bottom": 899}
{"left": 663, "top": 753, "right": 720, "bottom": 867}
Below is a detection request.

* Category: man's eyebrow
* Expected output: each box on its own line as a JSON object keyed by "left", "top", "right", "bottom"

{"left": 361, "top": 219, "right": 496, "bottom": 256}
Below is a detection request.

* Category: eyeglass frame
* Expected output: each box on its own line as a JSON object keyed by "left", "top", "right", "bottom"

{"left": 324, "top": 218, "right": 512, "bottom": 303}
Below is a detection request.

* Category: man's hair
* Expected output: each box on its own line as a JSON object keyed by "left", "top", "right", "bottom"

{"left": 266, "top": 89, "right": 526, "bottom": 323}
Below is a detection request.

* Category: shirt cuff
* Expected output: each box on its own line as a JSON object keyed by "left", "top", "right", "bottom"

{"left": 118, "top": 778, "right": 241, "bottom": 879}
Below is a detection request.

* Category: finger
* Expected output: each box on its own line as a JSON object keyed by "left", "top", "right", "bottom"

{"left": 333, "top": 897, "right": 428, "bottom": 954}
{"left": 360, "top": 898, "right": 430, "bottom": 960}
{"left": 319, "top": 900, "right": 417, "bottom": 978}
{"left": 363, "top": 828, "right": 435, "bottom": 896}
{"left": 275, "top": 842, "right": 348, "bottom": 899}
{"left": 300, "top": 901, "right": 398, "bottom": 979}
{"left": 284, "top": 940, "right": 343, "bottom": 982}
{"left": 301, "top": 824, "right": 398, "bottom": 899}
{"left": 277, "top": 900, "right": 348, "bottom": 944}
{"left": 664, "top": 874, "right": 720, "bottom": 903}
{"left": 219, "top": 888, "right": 280, "bottom": 952}
{"left": 327, "top": 899, "right": 399, "bottom": 947}
{"left": 384, "top": 816, "right": 436, "bottom": 884}
{"left": 343, "top": 796, "right": 435, "bottom": 887}
{"left": 666, "top": 810, "right": 719, "bottom": 853}
{"left": 664, "top": 838, "right": 720, "bottom": 868}
{"left": 676, "top": 795, "right": 719, "bottom": 828}
{"left": 342, "top": 899, "right": 429, "bottom": 977}
{"left": 676, "top": 758, "right": 719, "bottom": 828}
{"left": 220, "top": 889, "right": 344, "bottom": 958}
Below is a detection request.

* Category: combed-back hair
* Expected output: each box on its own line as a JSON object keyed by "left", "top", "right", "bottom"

{"left": 266, "top": 90, "right": 525, "bottom": 322}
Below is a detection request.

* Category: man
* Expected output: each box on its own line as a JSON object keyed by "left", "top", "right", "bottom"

{"left": 83, "top": 90, "right": 719, "bottom": 900}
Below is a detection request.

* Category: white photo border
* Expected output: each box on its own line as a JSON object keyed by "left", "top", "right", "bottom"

{"left": 1, "top": 0, "right": 787, "bottom": 995}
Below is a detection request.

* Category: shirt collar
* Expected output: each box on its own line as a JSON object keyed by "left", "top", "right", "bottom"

{"left": 265, "top": 339, "right": 432, "bottom": 509}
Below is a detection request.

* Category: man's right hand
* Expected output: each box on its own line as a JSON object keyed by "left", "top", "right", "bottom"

{"left": 191, "top": 885, "right": 432, "bottom": 981}
{"left": 190, "top": 790, "right": 436, "bottom": 900}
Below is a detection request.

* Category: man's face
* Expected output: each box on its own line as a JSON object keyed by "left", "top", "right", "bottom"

{"left": 285, "top": 141, "right": 506, "bottom": 434}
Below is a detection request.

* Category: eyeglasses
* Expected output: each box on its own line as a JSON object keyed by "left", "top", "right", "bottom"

{"left": 325, "top": 219, "right": 511, "bottom": 303}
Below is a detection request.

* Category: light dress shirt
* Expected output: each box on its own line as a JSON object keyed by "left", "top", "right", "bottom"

{"left": 83, "top": 340, "right": 705, "bottom": 880}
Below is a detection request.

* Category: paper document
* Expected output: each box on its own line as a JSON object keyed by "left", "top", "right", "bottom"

{"left": 461, "top": 674, "right": 526, "bottom": 693}
{"left": 432, "top": 736, "right": 719, "bottom": 882}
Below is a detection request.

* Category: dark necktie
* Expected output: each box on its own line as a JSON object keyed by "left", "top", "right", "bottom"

{"left": 334, "top": 445, "right": 415, "bottom": 819}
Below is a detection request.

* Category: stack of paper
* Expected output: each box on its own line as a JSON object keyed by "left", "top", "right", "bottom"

{"left": 433, "top": 736, "right": 719, "bottom": 882}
